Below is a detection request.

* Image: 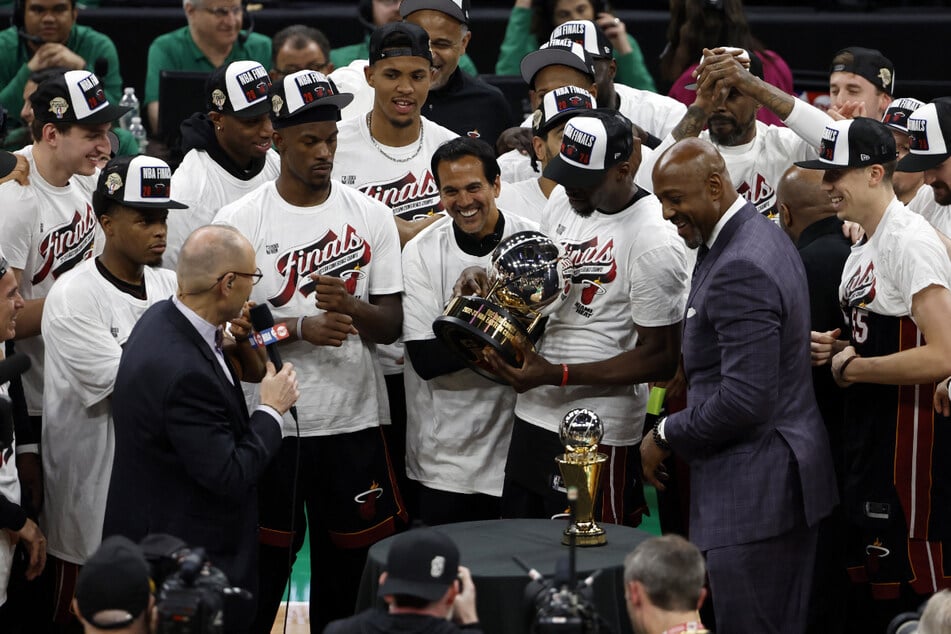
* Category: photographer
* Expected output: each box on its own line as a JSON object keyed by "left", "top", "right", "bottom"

{"left": 73, "top": 536, "right": 152, "bottom": 634}
{"left": 623, "top": 535, "right": 709, "bottom": 634}
{"left": 324, "top": 528, "right": 480, "bottom": 634}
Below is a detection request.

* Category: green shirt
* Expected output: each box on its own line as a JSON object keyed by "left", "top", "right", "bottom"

{"left": 330, "top": 33, "right": 478, "bottom": 75}
{"left": 144, "top": 26, "right": 271, "bottom": 104}
{"left": 493, "top": 7, "right": 656, "bottom": 92}
{"left": 0, "top": 24, "right": 123, "bottom": 126}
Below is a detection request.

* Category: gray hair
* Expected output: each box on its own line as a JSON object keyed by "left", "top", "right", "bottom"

{"left": 623, "top": 535, "right": 705, "bottom": 612}
{"left": 920, "top": 590, "right": 951, "bottom": 634}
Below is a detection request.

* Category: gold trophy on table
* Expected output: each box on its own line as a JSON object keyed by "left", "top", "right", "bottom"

{"left": 556, "top": 408, "right": 607, "bottom": 546}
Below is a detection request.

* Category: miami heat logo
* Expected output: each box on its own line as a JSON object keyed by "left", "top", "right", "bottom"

{"left": 562, "top": 236, "right": 617, "bottom": 305}
{"left": 843, "top": 261, "right": 877, "bottom": 308}
{"left": 32, "top": 204, "right": 97, "bottom": 285}
{"left": 354, "top": 481, "right": 383, "bottom": 521}
{"left": 269, "top": 225, "right": 372, "bottom": 307}
{"left": 357, "top": 171, "right": 443, "bottom": 221}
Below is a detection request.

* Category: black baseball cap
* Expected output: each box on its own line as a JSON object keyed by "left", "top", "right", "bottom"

{"left": 0, "top": 152, "right": 17, "bottom": 180}
{"left": 549, "top": 20, "right": 613, "bottom": 60}
{"left": 369, "top": 22, "right": 434, "bottom": 66}
{"left": 75, "top": 536, "right": 151, "bottom": 629}
{"left": 544, "top": 109, "right": 635, "bottom": 188}
{"left": 31, "top": 70, "right": 130, "bottom": 125}
{"left": 830, "top": 47, "right": 896, "bottom": 96}
{"left": 399, "top": 0, "right": 469, "bottom": 25}
{"left": 532, "top": 85, "right": 597, "bottom": 137}
{"left": 795, "top": 117, "right": 897, "bottom": 170}
{"left": 378, "top": 529, "right": 460, "bottom": 602}
{"left": 881, "top": 97, "right": 925, "bottom": 135}
{"left": 268, "top": 70, "right": 354, "bottom": 130}
{"left": 96, "top": 155, "right": 187, "bottom": 213}
{"left": 520, "top": 39, "right": 595, "bottom": 87}
{"left": 206, "top": 60, "right": 272, "bottom": 119}
{"left": 896, "top": 99, "right": 951, "bottom": 172}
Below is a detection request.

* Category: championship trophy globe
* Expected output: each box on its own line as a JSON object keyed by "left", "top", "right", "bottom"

{"left": 432, "top": 230, "right": 570, "bottom": 384}
{"left": 556, "top": 408, "right": 607, "bottom": 546}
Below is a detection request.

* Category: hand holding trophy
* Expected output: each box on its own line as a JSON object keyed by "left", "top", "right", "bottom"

{"left": 434, "top": 230, "right": 570, "bottom": 384}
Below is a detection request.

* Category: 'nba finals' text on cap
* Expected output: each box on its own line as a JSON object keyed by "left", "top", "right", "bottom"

{"left": 399, "top": 0, "right": 470, "bottom": 25}
{"left": 206, "top": 60, "right": 272, "bottom": 119}
{"left": 268, "top": 70, "right": 354, "bottom": 130}
{"left": 895, "top": 99, "right": 951, "bottom": 172}
{"left": 378, "top": 528, "right": 460, "bottom": 602}
{"left": 533, "top": 85, "right": 597, "bottom": 137}
{"left": 520, "top": 40, "right": 596, "bottom": 87}
{"left": 369, "top": 22, "right": 434, "bottom": 66}
{"left": 30, "top": 70, "right": 130, "bottom": 125}
{"left": 543, "top": 109, "right": 635, "bottom": 189}
{"left": 830, "top": 46, "right": 896, "bottom": 96}
{"left": 881, "top": 97, "right": 926, "bottom": 135}
{"left": 95, "top": 155, "right": 187, "bottom": 214}
{"left": 75, "top": 536, "right": 152, "bottom": 630}
{"left": 795, "top": 117, "right": 897, "bottom": 170}
{"left": 549, "top": 20, "right": 613, "bottom": 59}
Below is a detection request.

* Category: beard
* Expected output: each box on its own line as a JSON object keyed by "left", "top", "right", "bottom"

{"left": 708, "top": 114, "right": 752, "bottom": 146}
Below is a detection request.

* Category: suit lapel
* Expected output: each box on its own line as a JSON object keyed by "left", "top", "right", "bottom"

{"left": 686, "top": 203, "right": 757, "bottom": 307}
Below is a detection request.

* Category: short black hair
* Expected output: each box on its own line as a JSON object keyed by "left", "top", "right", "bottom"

{"left": 431, "top": 137, "right": 501, "bottom": 188}
{"left": 271, "top": 24, "right": 332, "bottom": 68}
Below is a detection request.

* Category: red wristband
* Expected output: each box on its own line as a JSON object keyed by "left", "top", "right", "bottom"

{"left": 560, "top": 363, "right": 569, "bottom": 387}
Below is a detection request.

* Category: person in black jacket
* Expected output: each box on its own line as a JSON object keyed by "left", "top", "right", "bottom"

{"left": 325, "top": 528, "right": 480, "bottom": 634}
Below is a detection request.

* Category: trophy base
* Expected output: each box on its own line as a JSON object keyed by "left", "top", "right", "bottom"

{"left": 562, "top": 525, "right": 607, "bottom": 547}
{"left": 433, "top": 295, "right": 535, "bottom": 384}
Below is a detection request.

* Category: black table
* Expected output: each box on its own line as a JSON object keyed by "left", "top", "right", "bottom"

{"left": 357, "top": 519, "right": 651, "bottom": 634}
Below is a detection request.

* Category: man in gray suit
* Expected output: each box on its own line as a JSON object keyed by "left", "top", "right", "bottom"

{"left": 642, "top": 138, "right": 838, "bottom": 633}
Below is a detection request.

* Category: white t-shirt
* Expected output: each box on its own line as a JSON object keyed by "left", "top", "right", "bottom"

{"left": 499, "top": 82, "right": 686, "bottom": 183}
{"left": 906, "top": 184, "right": 951, "bottom": 237}
{"left": 641, "top": 98, "right": 831, "bottom": 217}
{"left": 401, "top": 213, "right": 540, "bottom": 496}
{"left": 214, "top": 181, "right": 402, "bottom": 436}
{"left": 496, "top": 178, "right": 552, "bottom": 224}
{"left": 0, "top": 145, "right": 100, "bottom": 415}
{"left": 0, "top": 382, "right": 16, "bottom": 607}
{"left": 333, "top": 114, "right": 457, "bottom": 374}
{"left": 840, "top": 198, "right": 951, "bottom": 320}
{"left": 165, "top": 148, "right": 281, "bottom": 269}
{"left": 515, "top": 188, "right": 689, "bottom": 445}
{"left": 41, "top": 260, "right": 177, "bottom": 564}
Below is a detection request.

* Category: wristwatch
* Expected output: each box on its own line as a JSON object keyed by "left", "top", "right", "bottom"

{"left": 652, "top": 416, "right": 671, "bottom": 452}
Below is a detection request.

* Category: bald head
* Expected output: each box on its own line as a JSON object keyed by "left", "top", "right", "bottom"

{"left": 178, "top": 224, "right": 254, "bottom": 292}
{"left": 653, "top": 139, "right": 739, "bottom": 250}
{"left": 776, "top": 166, "right": 837, "bottom": 244}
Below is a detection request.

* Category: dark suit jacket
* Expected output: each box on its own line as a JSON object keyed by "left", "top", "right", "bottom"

{"left": 665, "top": 202, "right": 838, "bottom": 552}
{"left": 103, "top": 299, "right": 282, "bottom": 594}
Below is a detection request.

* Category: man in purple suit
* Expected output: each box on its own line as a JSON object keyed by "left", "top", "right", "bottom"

{"left": 642, "top": 138, "right": 838, "bottom": 633}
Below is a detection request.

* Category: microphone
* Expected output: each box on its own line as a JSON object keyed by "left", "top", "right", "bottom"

{"left": 249, "top": 304, "right": 297, "bottom": 423}
{"left": 17, "top": 29, "right": 44, "bottom": 46}
{"left": 0, "top": 354, "right": 30, "bottom": 387}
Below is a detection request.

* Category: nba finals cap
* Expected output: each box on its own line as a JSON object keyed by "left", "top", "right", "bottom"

{"left": 95, "top": 155, "right": 187, "bottom": 213}
{"left": 520, "top": 40, "right": 596, "bottom": 87}
{"left": 533, "top": 85, "right": 597, "bottom": 137}
{"left": 896, "top": 99, "right": 951, "bottom": 172}
{"left": 378, "top": 529, "right": 460, "bottom": 602}
{"left": 206, "top": 60, "right": 272, "bottom": 119}
{"left": 369, "top": 22, "right": 434, "bottom": 66}
{"left": 75, "top": 536, "right": 151, "bottom": 630}
{"left": 830, "top": 47, "right": 895, "bottom": 96}
{"left": 400, "top": 0, "right": 470, "bottom": 25}
{"left": 544, "top": 109, "right": 635, "bottom": 188}
{"left": 30, "top": 70, "right": 130, "bottom": 125}
{"left": 549, "top": 20, "right": 613, "bottom": 60}
{"left": 268, "top": 70, "right": 354, "bottom": 130}
{"left": 881, "top": 97, "right": 925, "bottom": 134}
{"left": 795, "top": 117, "right": 897, "bottom": 170}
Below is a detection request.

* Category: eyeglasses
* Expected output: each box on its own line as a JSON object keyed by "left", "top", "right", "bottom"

{"left": 219, "top": 268, "right": 263, "bottom": 285}
{"left": 202, "top": 6, "right": 243, "bottom": 18}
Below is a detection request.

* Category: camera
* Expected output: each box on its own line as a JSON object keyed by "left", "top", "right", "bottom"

{"left": 518, "top": 557, "right": 604, "bottom": 634}
{"left": 141, "top": 535, "right": 240, "bottom": 634}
